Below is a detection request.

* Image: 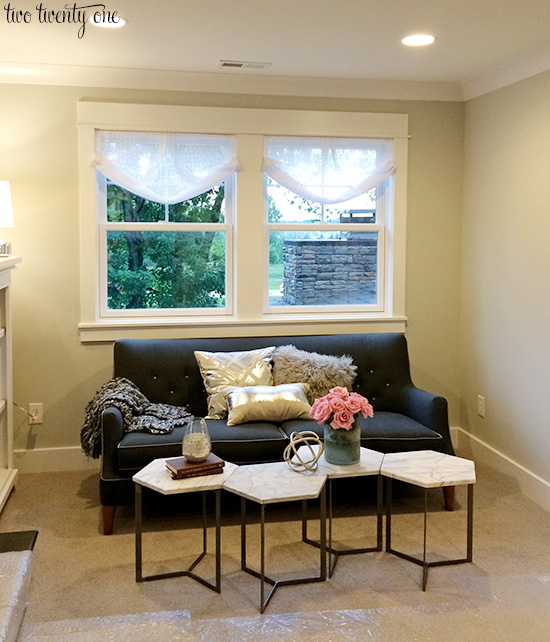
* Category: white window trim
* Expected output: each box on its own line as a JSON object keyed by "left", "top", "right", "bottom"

{"left": 77, "top": 102, "right": 408, "bottom": 343}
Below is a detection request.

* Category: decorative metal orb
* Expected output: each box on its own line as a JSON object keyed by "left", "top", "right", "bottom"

{"left": 283, "top": 430, "right": 324, "bottom": 472}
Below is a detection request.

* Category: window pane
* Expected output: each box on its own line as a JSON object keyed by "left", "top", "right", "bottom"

{"left": 107, "top": 230, "right": 226, "bottom": 310}
{"left": 168, "top": 184, "right": 225, "bottom": 223}
{"left": 269, "top": 230, "right": 377, "bottom": 306}
{"left": 107, "top": 182, "right": 226, "bottom": 223}
{"left": 267, "top": 178, "right": 376, "bottom": 223}
{"left": 107, "top": 182, "right": 164, "bottom": 222}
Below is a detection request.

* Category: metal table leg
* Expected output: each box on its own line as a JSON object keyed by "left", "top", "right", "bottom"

{"left": 241, "top": 484, "right": 327, "bottom": 613}
{"left": 385, "top": 478, "right": 474, "bottom": 591}
{"left": 135, "top": 483, "right": 221, "bottom": 593}
{"left": 303, "top": 475, "right": 383, "bottom": 577}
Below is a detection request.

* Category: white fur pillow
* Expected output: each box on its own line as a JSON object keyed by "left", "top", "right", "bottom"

{"left": 272, "top": 344, "right": 357, "bottom": 404}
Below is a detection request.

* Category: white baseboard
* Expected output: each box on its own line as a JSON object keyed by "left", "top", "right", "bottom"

{"left": 14, "top": 447, "right": 100, "bottom": 473}
{"left": 451, "top": 426, "right": 550, "bottom": 513}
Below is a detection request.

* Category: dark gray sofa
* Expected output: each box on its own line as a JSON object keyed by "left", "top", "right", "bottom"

{"left": 100, "top": 332, "right": 455, "bottom": 534}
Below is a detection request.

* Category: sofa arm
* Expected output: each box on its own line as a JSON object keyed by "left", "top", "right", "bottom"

{"left": 100, "top": 406, "right": 124, "bottom": 480}
{"left": 398, "top": 385, "right": 455, "bottom": 455}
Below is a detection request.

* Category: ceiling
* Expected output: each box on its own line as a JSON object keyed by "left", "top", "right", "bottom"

{"left": 2, "top": 0, "right": 550, "bottom": 100}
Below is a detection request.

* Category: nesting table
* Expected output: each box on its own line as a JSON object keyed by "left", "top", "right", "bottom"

{"left": 298, "top": 446, "right": 385, "bottom": 576}
{"left": 222, "top": 461, "right": 328, "bottom": 613}
{"left": 381, "top": 450, "right": 476, "bottom": 590}
{"left": 132, "top": 448, "right": 476, "bottom": 610}
{"left": 133, "top": 458, "right": 238, "bottom": 592}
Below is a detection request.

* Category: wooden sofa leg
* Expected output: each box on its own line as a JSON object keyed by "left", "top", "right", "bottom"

{"left": 443, "top": 486, "right": 455, "bottom": 511}
{"left": 102, "top": 505, "right": 116, "bottom": 535}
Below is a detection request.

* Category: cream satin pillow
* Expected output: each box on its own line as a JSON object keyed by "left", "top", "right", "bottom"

{"left": 225, "top": 383, "right": 311, "bottom": 426}
{"left": 194, "top": 347, "right": 275, "bottom": 419}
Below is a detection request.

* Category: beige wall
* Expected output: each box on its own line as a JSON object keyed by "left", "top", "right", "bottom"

{"left": 461, "top": 70, "right": 550, "bottom": 483}
{"left": 0, "top": 84, "right": 464, "bottom": 465}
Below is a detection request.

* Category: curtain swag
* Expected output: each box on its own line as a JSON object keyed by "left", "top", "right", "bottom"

{"left": 262, "top": 138, "right": 396, "bottom": 205}
{"left": 91, "top": 131, "right": 242, "bottom": 205}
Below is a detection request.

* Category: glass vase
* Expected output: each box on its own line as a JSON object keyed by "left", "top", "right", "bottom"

{"left": 182, "top": 418, "right": 211, "bottom": 462}
{"left": 323, "top": 417, "right": 361, "bottom": 465}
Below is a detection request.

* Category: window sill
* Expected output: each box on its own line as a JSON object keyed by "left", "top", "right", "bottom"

{"left": 78, "top": 314, "right": 407, "bottom": 343}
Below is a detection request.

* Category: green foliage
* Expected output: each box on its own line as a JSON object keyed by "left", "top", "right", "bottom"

{"left": 106, "top": 183, "right": 226, "bottom": 310}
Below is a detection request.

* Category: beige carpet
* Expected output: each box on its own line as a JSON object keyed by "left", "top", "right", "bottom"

{"left": 1, "top": 461, "right": 550, "bottom": 641}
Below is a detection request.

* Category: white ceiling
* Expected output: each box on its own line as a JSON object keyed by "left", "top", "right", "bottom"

{"left": 2, "top": 0, "right": 550, "bottom": 100}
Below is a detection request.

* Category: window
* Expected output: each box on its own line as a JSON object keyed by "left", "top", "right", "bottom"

{"left": 77, "top": 103, "right": 408, "bottom": 342}
{"left": 101, "top": 179, "right": 230, "bottom": 314}
{"left": 93, "top": 131, "right": 238, "bottom": 317}
{"left": 263, "top": 137, "right": 394, "bottom": 312}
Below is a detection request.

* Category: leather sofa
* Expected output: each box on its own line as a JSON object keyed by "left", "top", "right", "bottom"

{"left": 100, "top": 332, "right": 455, "bottom": 534}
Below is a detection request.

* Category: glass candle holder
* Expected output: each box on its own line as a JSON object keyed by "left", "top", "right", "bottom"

{"left": 182, "top": 418, "right": 212, "bottom": 462}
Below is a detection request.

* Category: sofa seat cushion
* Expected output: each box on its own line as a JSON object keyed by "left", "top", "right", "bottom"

{"left": 117, "top": 421, "right": 289, "bottom": 471}
{"left": 117, "top": 426, "right": 190, "bottom": 472}
{"left": 279, "top": 411, "right": 443, "bottom": 454}
{"left": 205, "top": 419, "right": 289, "bottom": 464}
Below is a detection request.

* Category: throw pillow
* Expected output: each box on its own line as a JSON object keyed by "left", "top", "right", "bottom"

{"left": 272, "top": 344, "right": 357, "bottom": 404}
{"left": 194, "top": 347, "right": 275, "bottom": 419}
{"left": 225, "top": 383, "right": 311, "bottom": 426}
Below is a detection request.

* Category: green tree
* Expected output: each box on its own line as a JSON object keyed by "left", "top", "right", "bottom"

{"left": 106, "top": 184, "right": 226, "bottom": 309}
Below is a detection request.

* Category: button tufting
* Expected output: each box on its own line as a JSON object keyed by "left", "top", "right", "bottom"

{"left": 386, "top": 383, "right": 390, "bottom": 386}
{"left": 170, "top": 390, "right": 174, "bottom": 394}
{"left": 152, "top": 375, "right": 157, "bottom": 380}
{"left": 370, "top": 370, "right": 374, "bottom": 374}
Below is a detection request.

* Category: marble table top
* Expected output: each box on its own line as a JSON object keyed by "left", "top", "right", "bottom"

{"left": 222, "top": 461, "right": 327, "bottom": 504}
{"left": 295, "top": 445, "right": 384, "bottom": 479}
{"left": 380, "top": 450, "right": 476, "bottom": 488}
{"left": 133, "top": 457, "right": 238, "bottom": 495}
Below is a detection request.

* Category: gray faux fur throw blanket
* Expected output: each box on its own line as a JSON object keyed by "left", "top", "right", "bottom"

{"left": 80, "top": 377, "right": 192, "bottom": 459}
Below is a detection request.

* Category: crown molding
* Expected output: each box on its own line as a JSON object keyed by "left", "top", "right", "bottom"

{"left": 0, "top": 61, "right": 463, "bottom": 102}
{"left": 3, "top": 45, "right": 550, "bottom": 103}
{"left": 461, "top": 42, "right": 550, "bottom": 100}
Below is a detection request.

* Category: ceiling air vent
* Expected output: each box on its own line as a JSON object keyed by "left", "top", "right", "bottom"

{"left": 219, "top": 60, "right": 272, "bottom": 71}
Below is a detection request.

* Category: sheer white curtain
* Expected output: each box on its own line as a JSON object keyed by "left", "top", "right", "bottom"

{"left": 91, "top": 131, "right": 242, "bottom": 205}
{"left": 262, "top": 138, "right": 395, "bottom": 205}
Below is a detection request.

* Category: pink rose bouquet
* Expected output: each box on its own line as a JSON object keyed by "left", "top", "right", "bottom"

{"left": 310, "top": 386, "right": 374, "bottom": 431}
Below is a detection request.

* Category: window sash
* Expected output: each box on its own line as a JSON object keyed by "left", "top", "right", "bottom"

{"left": 263, "top": 174, "right": 389, "bottom": 314}
{"left": 96, "top": 173, "right": 234, "bottom": 318}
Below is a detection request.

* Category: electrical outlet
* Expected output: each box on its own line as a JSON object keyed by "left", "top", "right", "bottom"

{"left": 28, "top": 403, "right": 43, "bottom": 425}
{"left": 476, "top": 395, "right": 485, "bottom": 418}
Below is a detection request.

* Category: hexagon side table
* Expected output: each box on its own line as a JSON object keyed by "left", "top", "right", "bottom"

{"left": 380, "top": 450, "right": 476, "bottom": 591}
{"left": 222, "top": 461, "right": 328, "bottom": 613}
{"left": 298, "top": 446, "right": 385, "bottom": 577}
{"left": 133, "top": 458, "right": 238, "bottom": 593}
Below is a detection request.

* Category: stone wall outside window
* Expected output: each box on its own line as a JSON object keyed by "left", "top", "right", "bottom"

{"left": 282, "top": 236, "right": 377, "bottom": 305}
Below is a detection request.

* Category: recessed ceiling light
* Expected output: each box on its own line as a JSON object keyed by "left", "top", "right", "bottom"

{"left": 402, "top": 34, "right": 436, "bottom": 47}
{"left": 89, "top": 14, "right": 127, "bottom": 28}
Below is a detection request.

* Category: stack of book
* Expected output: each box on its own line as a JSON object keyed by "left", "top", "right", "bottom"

{"left": 165, "top": 453, "right": 225, "bottom": 480}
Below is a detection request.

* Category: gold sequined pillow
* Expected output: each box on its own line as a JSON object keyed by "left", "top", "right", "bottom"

{"left": 194, "top": 347, "right": 275, "bottom": 419}
{"left": 225, "top": 383, "right": 311, "bottom": 426}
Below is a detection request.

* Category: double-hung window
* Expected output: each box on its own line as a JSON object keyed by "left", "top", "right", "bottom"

{"left": 93, "top": 131, "right": 239, "bottom": 317}
{"left": 78, "top": 103, "right": 408, "bottom": 342}
{"left": 263, "top": 137, "right": 395, "bottom": 312}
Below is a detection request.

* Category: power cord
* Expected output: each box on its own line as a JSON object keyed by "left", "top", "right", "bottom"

{"left": 13, "top": 401, "right": 40, "bottom": 422}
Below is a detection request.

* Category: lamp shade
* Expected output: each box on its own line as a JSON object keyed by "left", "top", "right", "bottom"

{"left": 0, "top": 182, "right": 14, "bottom": 229}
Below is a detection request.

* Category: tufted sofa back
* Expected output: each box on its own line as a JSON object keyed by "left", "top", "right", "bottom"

{"left": 113, "top": 332, "right": 413, "bottom": 417}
